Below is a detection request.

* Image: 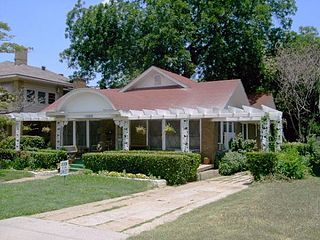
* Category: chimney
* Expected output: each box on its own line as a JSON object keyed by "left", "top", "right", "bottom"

{"left": 15, "top": 48, "right": 28, "bottom": 65}
{"left": 72, "top": 77, "right": 87, "bottom": 88}
{"left": 41, "top": 66, "right": 46, "bottom": 71}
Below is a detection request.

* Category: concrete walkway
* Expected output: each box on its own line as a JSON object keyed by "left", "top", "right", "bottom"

{"left": 0, "top": 172, "right": 252, "bottom": 240}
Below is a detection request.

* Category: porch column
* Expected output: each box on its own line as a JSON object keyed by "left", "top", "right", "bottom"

{"left": 161, "top": 119, "right": 166, "bottom": 150}
{"left": 114, "top": 119, "right": 130, "bottom": 150}
{"left": 15, "top": 121, "right": 21, "bottom": 151}
{"left": 181, "top": 119, "right": 189, "bottom": 152}
{"left": 260, "top": 114, "right": 270, "bottom": 151}
{"left": 274, "top": 117, "right": 283, "bottom": 151}
{"left": 56, "top": 121, "right": 63, "bottom": 149}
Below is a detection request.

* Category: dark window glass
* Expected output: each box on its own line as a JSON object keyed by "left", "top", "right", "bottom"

{"left": 26, "top": 90, "right": 35, "bottom": 102}
{"left": 38, "top": 91, "right": 46, "bottom": 104}
{"left": 48, "top": 93, "right": 55, "bottom": 104}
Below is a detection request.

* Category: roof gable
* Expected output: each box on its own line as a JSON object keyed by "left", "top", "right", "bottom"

{"left": 121, "top": 66, "right": 195, "bottom": 92}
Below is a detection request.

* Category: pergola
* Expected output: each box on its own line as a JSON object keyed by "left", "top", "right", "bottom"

{"left": 7, "top": 104, "right": 282, "bottom": 152}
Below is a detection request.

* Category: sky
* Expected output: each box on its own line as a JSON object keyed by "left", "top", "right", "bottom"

{"left": 1, "top": 0, "right": 319, "bottom": 87}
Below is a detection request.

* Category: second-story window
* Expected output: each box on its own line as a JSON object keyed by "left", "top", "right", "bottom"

{"left": 48, "top": 93, "right": 56, "bottom": 104}
{"left": 26, "top": 90, "right": 35, "bottom": 102}
{"left": 38, "top": 91, "right": 46, "bottom": 104}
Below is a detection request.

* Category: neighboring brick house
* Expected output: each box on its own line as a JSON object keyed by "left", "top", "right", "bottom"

{"left": 0, "top": 50, "right": 73, "bottom": 113}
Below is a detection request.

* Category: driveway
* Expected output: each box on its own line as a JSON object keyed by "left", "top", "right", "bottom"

{"left": 0, "top": 172, "right": 252, "bottom": 240}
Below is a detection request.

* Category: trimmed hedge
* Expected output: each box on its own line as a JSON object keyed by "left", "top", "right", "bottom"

{"left": 83, "top": 151, "right": 201, "bottom": 185}
{"left": 276, "top": 149, "right": 308, "bottom": 179}
{"left": 246, "top": 152, "right": 278, "bottom": 180}
{"left": 0, "top": 135, "right": 46, "bottom": 150}
{"left": 0, "top": 148, "right": 67, "bottom": 170}
{"left": 281, "top": 142, "right": 310, "bottom": 156}
{"left": 219, "top": 152, "right": 247, "bottom": 176}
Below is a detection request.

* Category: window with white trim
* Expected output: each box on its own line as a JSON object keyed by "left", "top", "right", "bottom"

{"left": 26, "top": 89, "right": 35, "bottom": 102}
{"left": 48, "top": 93, "right": 56, "bottom": 104}
{"left": 38, "top": 91, "right": 46, "bottom": 104}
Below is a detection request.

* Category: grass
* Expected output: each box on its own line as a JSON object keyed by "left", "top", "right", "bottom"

{"left": 0, "top": 174, "right": 153, "bottom": 220}
{"left": 0, "top": 169, "right": 34, "bottom": 182}
{"left": 131, "top": 177, "right": 320, "bottom": 240}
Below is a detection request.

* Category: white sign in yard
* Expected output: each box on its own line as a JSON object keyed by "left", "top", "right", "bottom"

{"left": 60, "top": 160, "right": 69, "bottom": 176}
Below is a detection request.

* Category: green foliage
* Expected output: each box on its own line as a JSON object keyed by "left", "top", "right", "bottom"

{"left": 246, "top": 152, "right": 278, "bottom": 180}
{"left": 0, "top": 115, "right": 13, "bottom": 139}
{"left": 97, "top": 170, "right": 155, "bottom": 180}
{"left": 219, "top": 152, "right": 247, "bottom": 176}
{"left": 306, "top": 136, "right": 320, "bottom": 176}
{"left": 281, "top": 142, "right": 310, "bottom": 156}
{"left": 0, "top": 21, "right": 24, "bottom": 53}
{"left": 230, "top": 133, "right": 257, "bottom": 153}
{"left": 0, "top": 135, "right": 46, "bottom": 150}
{"left": 0, "top": 149, "right": 17, "bottom": 169}
{"left": 62, "top": 0, "right": 296, "bottom": 91}
{"left": 0, "top": 148, "right": 67, "bottom": 170}
{"left": 82, "top": 151, "right": 200, "bottom": 185}
{"left": 276, "top": 149, "right": 309, "bottom": 179}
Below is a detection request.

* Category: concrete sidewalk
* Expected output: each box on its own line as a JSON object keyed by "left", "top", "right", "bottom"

{"left": 0, "top": 172, "right": 252, "bottom": 240}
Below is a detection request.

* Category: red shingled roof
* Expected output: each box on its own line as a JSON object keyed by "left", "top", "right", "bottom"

{"left": 43, "top": 67, "right": 245, "bottom": 112}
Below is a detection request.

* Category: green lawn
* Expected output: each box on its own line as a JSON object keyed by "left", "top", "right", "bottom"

{"left": 131, "top": 177, "right": 320, "bottom": 240}
{"left": 0, "top": 169, "right": 34, "bottom": 182}
{"left": 0, "top": 174, "right": 153, "bottom": 220}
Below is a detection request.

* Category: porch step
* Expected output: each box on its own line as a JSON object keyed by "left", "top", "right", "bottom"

{"left": 197, "top": 164, "right": 214, "bottom": 173}
{"left": 197, "top": 169, "right": 220, "bottom": 181}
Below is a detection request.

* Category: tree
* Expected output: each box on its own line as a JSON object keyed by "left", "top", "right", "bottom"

{"left": 61, "top": 0, "right": 296, "bottom": 90}
{"left": 271, "top": 27, "right": 320, "bottom": 141}
{"left": 0, "top": 21, "right": 24, "bottom": 53}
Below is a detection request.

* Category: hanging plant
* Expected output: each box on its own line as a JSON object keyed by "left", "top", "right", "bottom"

{"left": 136, "top": 125, "right": 146, "bottom": 135}
{"left": 164, "top": 123, "right": 176, "bottom": 134}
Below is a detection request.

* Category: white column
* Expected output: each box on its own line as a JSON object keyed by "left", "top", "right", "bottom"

{"left": 181, "top": 119, "right": 189, "bottom": 152}
{"left": 72, "top": 121, "right": 76, "bottom": 146}
{"left": 146, "top": 120, "right": 149, "bottom": 147}
{"left": 162, "top": 119, "right": 166, "bottom": 150}
{"left": 260, "top": 114, "right": 270, "bottom": 151}
{"left": 275, "top": 117, "right": 283, "bottom": 151}
{"left": 123, "top": 120, "right": 129, "bottom": 150}
{"left": 114, "top": 119, "right": 130, "bottom": 150}
{"left": 15, "top": 121, "right": 21, "bottom": 151}
{"left": 56, "top": 121, "right": 63, "bottom": 149}
{"left": 86, "top": 120, "right": 90, "bottom": 148}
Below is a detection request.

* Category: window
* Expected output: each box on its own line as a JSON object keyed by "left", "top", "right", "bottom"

{"left": 48, "top": 93, "right": 55, "bottom": 104}
{"left": 26, "top": 90, "right": 35, "bottom": 102}
{"left": 189, "top": 120, "right": 200, "bottom": 152}
{"left": 63, "top": 122, "right": 73, "bottom": 146}
{"left": 38, "top": 91, "right": 46, "bottom": 104}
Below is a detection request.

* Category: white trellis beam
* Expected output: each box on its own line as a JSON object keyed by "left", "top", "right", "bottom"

{"left": 181, "top": 119, "right": 189, "bottom": 152}
{"left": 15, "top": 121, "right": 22, "bottom": 151}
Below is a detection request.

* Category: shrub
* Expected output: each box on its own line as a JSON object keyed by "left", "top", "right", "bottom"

{"left": 219, "top": 152, "right": 247, "bottom": 175}
{"left": 2, "top": 149, "right": 67, "bottom": 170}
{"left": 214, "top": 151, "right": 227, "bottom": 169}
{"left": 230, "top": 133, "right": 257, "bottom": 153}
{"left": 0, "top": 135, "right": 46, "bottom": 150}
{"left": 82, "top": 151, "right": 200, "bottom": 185}
{"left": 246, "top": 152, "right": 278, "bottom": 180}
{"left": 0, "top": 149, "right": 17, "bottom": 169}
{"left": 276, "top": 149, "right": 309, "bottom": 179}
{"left": 281, "top": 142, "right": 310, "bottom": 156}
{"left": 306, "top": 136, "right": 320, "bottom": 176}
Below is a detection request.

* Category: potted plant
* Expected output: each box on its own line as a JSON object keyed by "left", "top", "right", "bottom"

{"left": 164, "top": 123, "right": 176, "bottom": 134}
{"left": 136, "top": 125, "right": 146, "bottom": 135}
{"left": 203, "top": 157, "right": 211, "bottom": 164}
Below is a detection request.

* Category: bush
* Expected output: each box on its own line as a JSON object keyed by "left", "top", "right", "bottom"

{"left": 247, "top": 152, "right": 278, "bottom": 180}
{"left": 230, "top": 133, "right": 257, "bottom": 153}
{"left": 0, "top": 149, "right": 67, "bottom": 170}
{"left": 0, "top": 149, "right": 17, "bottom": 169}
{"left": 0, "top": 135, "right": 46, "bottom": 150}
{"left": 276, "top": 149, "right": 309, "bottom": 179}
{"left": 281, "top": 142, "right": 310, "bottom": 156}
{"left": 82, "top": 151, "right": 200, "bottom": 185}
{"left": 214, "top": 151, "right": 227, "bottom": 169}
{"left": 219, "top": 152, "right": 247, "bottom": 175}
{"left": 306, "top": 136, "right": 320, "bottom": 176}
